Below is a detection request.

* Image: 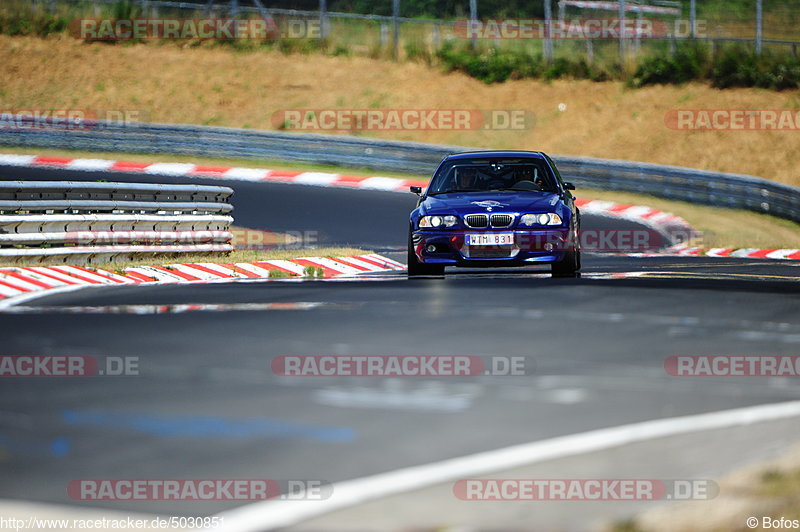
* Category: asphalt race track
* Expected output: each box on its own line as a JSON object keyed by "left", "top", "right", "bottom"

{"left": 1, "top": 165, "right": 799, "bottom": 527}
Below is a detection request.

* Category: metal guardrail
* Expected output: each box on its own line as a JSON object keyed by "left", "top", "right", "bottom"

{"left": 1, "top": 117, "right": 798, "bottom": 223}
{"left": 0, "top": 180, "right": 234, "bottom": 264}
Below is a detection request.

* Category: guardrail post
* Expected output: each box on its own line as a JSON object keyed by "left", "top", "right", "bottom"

{"left": 755, "top": 0, "right": 763, "bottom": 55}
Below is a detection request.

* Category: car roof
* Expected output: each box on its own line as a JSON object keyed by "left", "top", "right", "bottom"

{"left": 443, "top": 150, "right": 547, "bottom": 161}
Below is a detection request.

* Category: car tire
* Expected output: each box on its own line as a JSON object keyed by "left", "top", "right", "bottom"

{"left": 407, "top": 231, "right": 445, "bottom": 277}
{"left": 551, "top": 249, "right": 580, "bottom": 277}
{"left": 551, "top": 226, "right": 581, "bottom": 278}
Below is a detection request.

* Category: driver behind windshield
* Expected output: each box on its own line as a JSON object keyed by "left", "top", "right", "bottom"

{"left": 454, "top": 167, "right": 478, "bottom": 190}
{"left": 512, "top": 166, "right": 546, "bottom": 189}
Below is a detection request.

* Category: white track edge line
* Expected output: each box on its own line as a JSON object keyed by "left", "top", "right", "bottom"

{"left": 211, "top": 399, "right": 800, "bottom": 532}
{"left": 0, "top": 284, "right": 91, "bottom": 309}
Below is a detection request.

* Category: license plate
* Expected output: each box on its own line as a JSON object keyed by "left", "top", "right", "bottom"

{"left": 466, "top": 233, "right": 514, "bottom": 246}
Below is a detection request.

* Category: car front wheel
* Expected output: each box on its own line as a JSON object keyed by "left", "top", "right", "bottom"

{"left": 407, "top": 231, "right": 445, "bottom": 277}
{"left": 551, "top": 226, "right": 581, "bottom": 278}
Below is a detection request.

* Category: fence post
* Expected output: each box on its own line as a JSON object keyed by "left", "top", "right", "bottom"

{"left": 635, "top": 11, "right": 643, "bottom": 54}
{"left": 544, "top": 0, "right": 553, "bottom": 63}
{"left": 469, "top": 0, "right": 477, "bottom": 49}
{"left": 689, "top": 0, "right": 696, "bottom": 38}
{"left": 393, "top": 0, "right": 400, "bottom": 59}
{"left": 586, "top": 39, "right": 594, "bottom": 65}
{"left": 755, "top": 0, "right": 763, "bottom": 55}
{"left": 319, "top": 0, "right": 329, "bottom": 39}
{"left": 618, "top": 0, "right": 626, "bottom": 61}
{"left": 432, "top": 23, "right": 440, "bottom": 50}
{"left": 380, "top": 22, "right": 389, "bottom": 48}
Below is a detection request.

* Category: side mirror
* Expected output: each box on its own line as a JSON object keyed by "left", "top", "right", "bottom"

{"left": 410, "top": 186, "right": 422, "bottom": 195}
{"left": 564, "top": 182, "right": 576, "bottom": 191}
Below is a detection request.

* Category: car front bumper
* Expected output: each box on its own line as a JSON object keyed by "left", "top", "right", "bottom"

{"left": 412, "top": 228, "right": 573, "bottom": 267}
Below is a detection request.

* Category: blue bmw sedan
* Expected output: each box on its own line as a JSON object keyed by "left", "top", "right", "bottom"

{"left": 408, "top": 151, "right": 581, "bottom": 277}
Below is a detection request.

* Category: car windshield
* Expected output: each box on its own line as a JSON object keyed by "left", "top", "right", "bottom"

{"left": 428, "top": 158, "right": 559, "bottom": 195}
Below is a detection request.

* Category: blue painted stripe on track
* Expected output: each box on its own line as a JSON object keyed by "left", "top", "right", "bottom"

{"left": 60, "top": 410, "right": 354, "bottom": 443}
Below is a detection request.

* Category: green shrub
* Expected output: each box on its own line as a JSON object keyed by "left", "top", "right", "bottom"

{"left": 404, "top": 39, "right": 431, "bottom": 64}
{"left": 277, "top": 37, "right": 325, "bottom": 55}
{"left": 0, "top": 2, "right": 69, "bottom": 37}
{"left": 330, "top": 44, "right": 350, "bottom": 56}
{"left": 436, "top": 42, "right": 542, "bottom": 84}
{"left": 544, "top": 56, "right": 593, "bottom": 80}
{"left": 629, "top": 41, "right": 708, "bottom": 87}
{"left": 711, "top": 45, "right": 800, "bottom": 90}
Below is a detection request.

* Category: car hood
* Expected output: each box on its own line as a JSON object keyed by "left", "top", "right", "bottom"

{"left": 421, "top": 191, "right": 562, "bottom": 214}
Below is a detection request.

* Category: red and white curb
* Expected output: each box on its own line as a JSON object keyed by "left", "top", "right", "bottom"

{"left": 661, "top": 245, "right": 800, "bottom": 260}
{"left": 0, "top": 153, "right": 427, "bottom": 193}
{"left": 572, "top": 198, "right": 694, "bottom": 237}
{"left": 0, "top": 253, "right": 405, "bottom": 307}
{"left": 2, "top": 153, "right": 796, "bottom": 261}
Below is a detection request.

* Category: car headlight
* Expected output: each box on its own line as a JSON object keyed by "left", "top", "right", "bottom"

{"left": 520, "top": 213, "right": 563, "bottom": 226}
{"left": 419, "top": 215, "right": 457, "bottom": 228}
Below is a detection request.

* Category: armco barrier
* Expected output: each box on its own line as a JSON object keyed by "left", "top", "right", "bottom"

{"left": 0, "top": 116, "right": 798, "bottom": 222}
{"left": 0, "top": 181, "right": 234, "bottom": 264}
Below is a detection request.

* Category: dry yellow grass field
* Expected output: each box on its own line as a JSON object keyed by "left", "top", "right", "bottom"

{"left": 1, "top": 35, "right": 798, "bottom": 186}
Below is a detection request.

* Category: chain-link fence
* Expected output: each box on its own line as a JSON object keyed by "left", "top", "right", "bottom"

{"left": 16, "top": 0, "right": 800, "bottom": 60}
